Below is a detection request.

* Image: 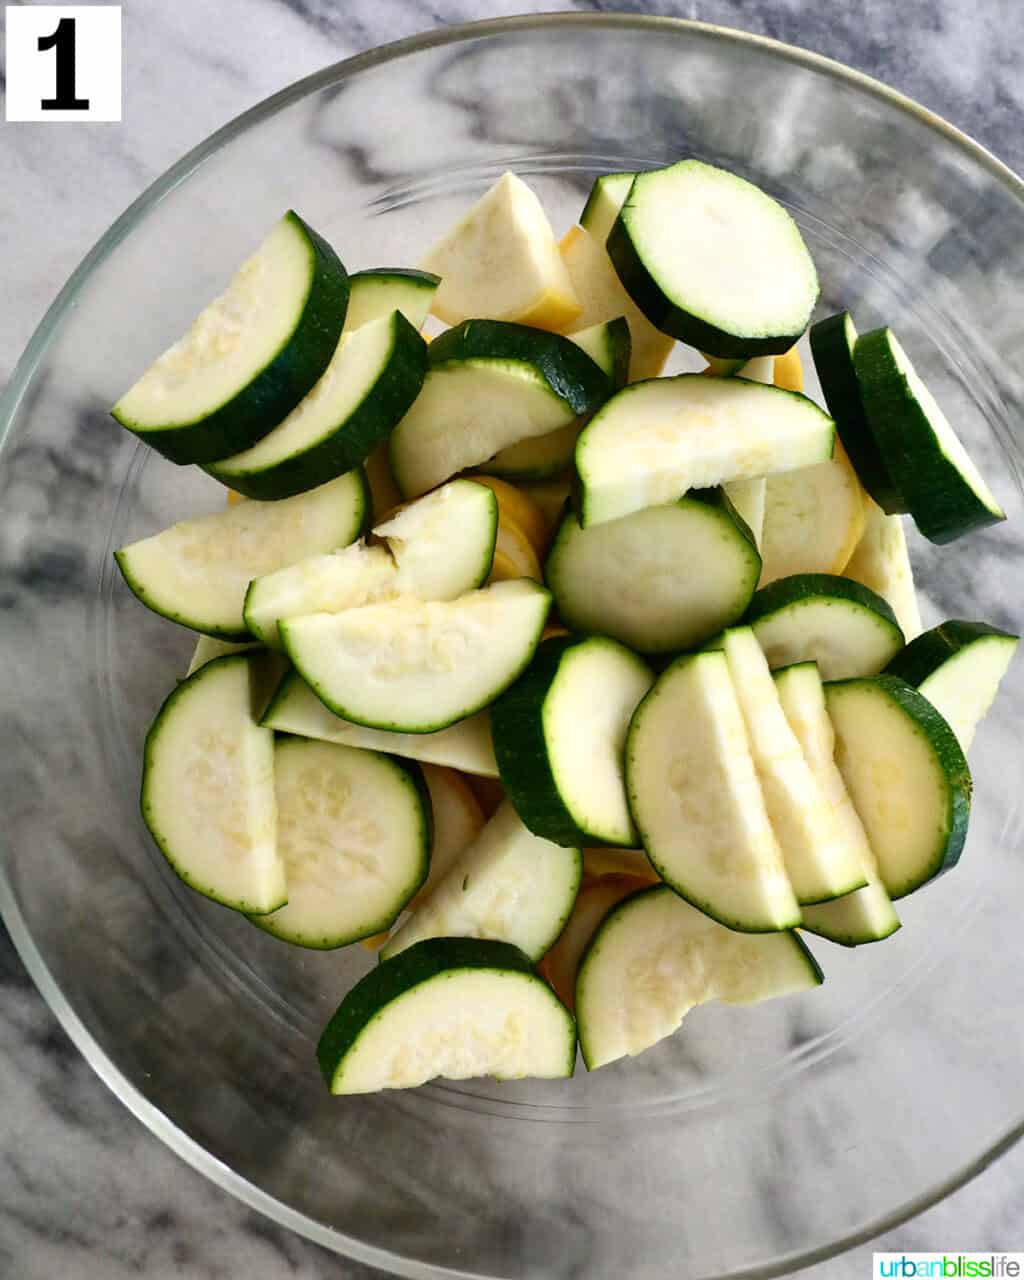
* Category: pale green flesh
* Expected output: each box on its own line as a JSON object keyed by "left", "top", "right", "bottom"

{"left": 332, "top": 967, "right": 575, "bottom": 1094}
{"left": 116, "top": 472, "right": 366, "bottom": 637}
{"left": 343, "top": 272, "right": 437, "bottom": 334}
{"left": 626, "top": 652, "right": 801, "bottom": 933}
{"left": 751, "top": 594, "right": 904, "bottom": 680}
{"left": 390, "top": 361, "right": 574, "bottom": 498}
{"left": 774, "top": 663, "right": 899, "bottom": 944}
{"left": 382, "top": 800, "right": 581, "bottom": 963}
{"left": 577, "top": 886, "right": 821, "bottom": 1070}
{"left": 114, "top": 214, "right": 315, "bottom": 431}
{"left": 143, "top": 656, "right": 285, "bottom": 914}
{"left": 917, "top": 637, "right": 1017, "bottom": 752}
{"left": 253, "top": 739, "right": 428, "bottom": 948}
{"left": 845, "top": 502, "right": 922, "bottom": 640}
{"left": 577, "top": 376, "right": 834, "bottom": 527}
{"left": 280, "top": 579, "right": 551, "bottom": 733}
{"left": 722, "top": 629, "right": 866, "bottom": 904}
{"left": 262, "top": 675, "right": 499, "bottom": 776}
{"left": 580, "top": 172, "right": 635, "bottom": 241}
{"left": 374, "top": 479, "right": 498, "bottom": 599}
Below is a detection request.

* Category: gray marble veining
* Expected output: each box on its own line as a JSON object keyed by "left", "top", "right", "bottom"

{"left": 2, "top": 2, "right": 1024, "bottom": 1278}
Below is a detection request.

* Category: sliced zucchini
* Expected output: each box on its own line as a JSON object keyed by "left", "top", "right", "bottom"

{"left": 625, "top": 651, "right": 801, "bottom": 933}
{"left": 207, "top": 311, "right": 427, "bottom": 500}
{"left": 576, "top": 885, "right": 822, "bottom": 1070}
{"left": 854, "top": 328, "right": 1005, "bottom": 543}
{"left": 141, "top": 654, "right": 285, "bottom": 914}
{"left": 579, "top": 171, "right": 636, "bottom": 241}
{"left": 825, "top": 675, "right": 971, "bottom": 899}
{"left": 576, "top": 374, "right": 835, "bottom": 527}
{"left": 484, "top": 318, "right": 631, "bottom": 480}
{"left": 374, "top": 478, "right": 499, "bottom": 598}
{"left": 413, "top": 765, "right": 486, "bottom": 907}
{"left": 420, "top": 172, "right": 580, "bottom": 329}
{"left": 844, "top": 501, "right": 922, "bottom": 641}
{"left": 381, "top": 799, "right": 582, "bottom": 963}
{"left": 113, "top": 212, "right": 349, "bottom": 465}
{"left": 760, "top": 440, "right": 866, "bottom": 584}
{"left": 261, "top": 671, "right": 499, "bottom": 777}
{"left": 252, "top": 740, "right": 430, "bottom": 949}
{"left": 539, "top": 873, "right": 650, "bottom": 1010}
{"left": 280, "top": 579, "right": 551, "bottom": 733}
{"left": 317, "top": 936, "right": 576, "bottom": 1093}
{"left": 115, "top": 471, "right": 367, "bottom": 639}
{"left": 809, "top": 312, "right": 902, "bottom": 512}
{"left": 774, "top": 663, "right": 900, "bottom": 946}
{"left": 721, "top": 356, "right": 775, "bottom": 549}
{"left": 342, "top": 267, "right": 439, "bottom": 334}
{"left": 186, "top": 634, "right": 260, "bottom": 676}
{"left": 546, "top": 489, "right": 761, "bottom": 654}
{"left": 560, "top": 224, "right": 674, "bottom": 381}
{"left": 885, "top": 620, "right": 1018, "bottom": 751}
{"left": 492, "top": 636, "right": 655, "bottom": 847}
{"left": 606, "top": 160, "right": 819, "bottom": 358}
{"left": 243, "top": 542, "right": 397, "bottom": 651}
{"left": 746, "top": 574, "right": 905, "bottom": 680}
{"left": 582, "top": 847, "right": 658, "bottom": 882}
{"left": 722, "top": 628, "right": 867, "bottom": 904}
{"left": 390, "top": 321, "right": 609, "bottom": 498}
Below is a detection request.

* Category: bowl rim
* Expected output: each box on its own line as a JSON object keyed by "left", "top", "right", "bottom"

{"left": 2, "top": 14, "right": 1023, "bottom": 1278}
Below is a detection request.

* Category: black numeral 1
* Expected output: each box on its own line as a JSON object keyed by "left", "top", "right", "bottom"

{"left": 38, "top": 18, "right": 90, "bottom": 111}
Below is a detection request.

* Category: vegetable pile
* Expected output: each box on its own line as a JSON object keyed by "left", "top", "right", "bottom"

{"left": 113, "top": 160, "right": 1017, "bottom": 1094}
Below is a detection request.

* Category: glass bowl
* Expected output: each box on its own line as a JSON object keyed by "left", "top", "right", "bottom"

{"left": 2, "top": 15, "right": 1023, "bottom": 1279}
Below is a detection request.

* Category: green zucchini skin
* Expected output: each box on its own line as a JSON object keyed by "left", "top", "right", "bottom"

{"left": 601, "top": 315, "right": 632, "bottom": 391}
{"left": 853, "top": 327, "right": 1006, "bottom": 544}
{"left": 428, "top": 320, "right": 611, "bottom": 416}
{"left": 115, "top": 212, "right": 350, "bottom": 466}
{"left": 745, "top": 572, "right": 901, "bottom": 631}
{"left": 809, "top": 312, "right": 903, "bottom": 513}
{"left": 207, "top": 312, "right": 427, "bottom": 501}
{"left": 316, "top": 936, "right": 568, "bottom": 1086}
{"left": 885, "top": 620, "right": 1018, "bottom": 687}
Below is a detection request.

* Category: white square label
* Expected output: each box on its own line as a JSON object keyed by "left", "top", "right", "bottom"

{"left": 5, "top": 6, "right": 122, "bottom": 122}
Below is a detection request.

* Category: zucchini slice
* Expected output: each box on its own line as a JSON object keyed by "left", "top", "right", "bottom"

{"left": 141, "top": 654, "right": 285, "bottom": 914}
{"left": 854, "top": 327, "right": 1005, "bottom": 543}
{"left": 280, "top": 579, "right": 551, "bottom": 733}
{"left": 485, "top": 318, "right": 631, "bottom": 480}
{"left": 825, "top": 675, "right": 971, "bottom": 899}
{"left": 809, "top": 312, "right": 902, "bottom": 512}
{"left": 186, "top": 634, "right": 260, "bottom": 676}
{"left": 420, "top": 172, "right": 580, "bottom": 329}
{"left": 317, "top": 936, "right": 576, "bottom": 1093}
{"left": 492, "top": 635, "right": 655, "bottom": 847}
{"left": 560, "top": 223, "right": 675, "bottom": 381}
{"left": 342, "top": 267, "right": 439, "bottom": 333}
{"left": 207, "top": 311, "right": 427, "bottom": 500}
{"left": 579, "top": 171, "right": 636, "bottom": 241}
{"left": 844, "top": 500, "right": 922, "bottom": 640}
{"left": 721, "top": 356, "right": 776, "bottom": 550}
{"left": 775, "top": 663, "right": 900, "bottom": 945}
{"left": 722, "top": 628, "right": 867, "bottom": 904}
{"left": 606, "top": 160, "right": 819, "bottom": 358}
{"left": 113, "top": 211, "right": 350, "bottom": 465}
{"left": 115, "top": 471, "right": 367, "bottom": 639}
{"left": 261, "top": 671, "right": 499, "bottom": 777}
{"left": 575, "top": 374, "right": 835, "bottom": 527}
{"left": 412, "top": 765, "right": 486, "bottom": 908}
{"left": 885, "top": 620, "right": 1018, "bottom": 751}
{"left": 545, "top": 489, "right": 761, "bottom": 655}
{"left": 539, "top": 873, "right": 651, "bottom": 1010}
{"left": 381, "top": 799, "right": 582, "bottom": 963}
{"left": 760, "top": 440, "right": 867, "bottom": 583}
{"left": 252, "top": 740, "right": 430, "bottom": 949}
{"left": 375, "top": 478, "right": 499, "bottom": 599}
{"left": 576, "top": 885, "right": 822, "bottom": 1070}
{"left": 625, "top": 651, "right": 801, "bottom": 933}
{"left": 746, "top": 573, "right": 905, "bottom": 680}
{"left": 389, "top": 320, "right": 609, "bottom": 498}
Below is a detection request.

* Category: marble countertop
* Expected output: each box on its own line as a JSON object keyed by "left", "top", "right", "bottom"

{"left": 2, "top": 2, "right": 1023, "bottom": 1277}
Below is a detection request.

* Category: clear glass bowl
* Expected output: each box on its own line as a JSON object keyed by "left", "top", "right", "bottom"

{"left": 2, "top": 16, "right": 1023, "bottom": 1279}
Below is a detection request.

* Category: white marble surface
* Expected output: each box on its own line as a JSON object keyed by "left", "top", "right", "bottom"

{"left": 2, "top": 2, "right": 1024, "bottom": 1277}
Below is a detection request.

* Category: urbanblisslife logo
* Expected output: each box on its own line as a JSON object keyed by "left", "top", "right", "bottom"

{"left": 875, "top": 1256, "right": 1024, "bottom": 1278}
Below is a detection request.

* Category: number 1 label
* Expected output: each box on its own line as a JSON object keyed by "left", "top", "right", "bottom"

{"left": 5, "top": 6, "right": 122, "bottom": 122}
